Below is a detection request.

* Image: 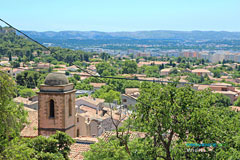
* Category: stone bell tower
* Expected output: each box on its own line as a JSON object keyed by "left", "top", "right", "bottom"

{"left": 38, "top": 72, "right": 76, "bottom": 137}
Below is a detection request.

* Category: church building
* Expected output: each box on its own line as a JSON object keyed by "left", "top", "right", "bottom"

{"left": 38, "top": 72, "right": 76, "bottom": 137}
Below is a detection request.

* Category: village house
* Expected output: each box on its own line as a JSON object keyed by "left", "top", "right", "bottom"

{"left": 191, "top": 69, "right": 212, "bottom": 76}
{"left": 160, "top": 68, "right": 172, "bottom": 76}
{"left": 137, "top": 61, "right": 168, "bottom": 67}
{"left": 121, "top": 88, "right": 139, "bottom": 108}
{"left": 42, "top": 50, "right": 51, "bottom": 55}
{"left": 152, "top": 61, "right": 169, "bottom": 65}
{"left": 0, "top": 67, "right": 11, "bottom": 74}
{"left": 12, "top": 68, "right": 24, "bottom": 77}
{"left": 138, "top": 58, "right": 145, "bottom": 62}
{"left": 75, "top": 96, "right": 105, "bottom": 112}
{"left": 14, "top": 96, "right": 38, "bottom": 110}
{"left": 75, "top": 90, "right": 93, "bottom": 97}
{"left": 87, "top": 65, "right": 97, "bottom": 72}
{"left": 75, "top": 107, "right": 126, "bottom": 137}
{"left": 89, "top": 82, "right": 106, "bottom": 90}
{"left": 0, "top": 57, "right": 9, "bottom": 61}
{"left": 213, "top": 90, "right": 238, "bottom": 104}
{"left": 67, "top": 65, "right": 78, "bottom": 72}
{"left": 79, "top": 72, "right": 91, "bottom": 80}
{"left": 12, "top": 56, "right": 18, "bottom": 61}
{"left": 21, "top": 107, "right": 38, "bottom": 138}
{"left": 131, "top": 74, "right": 147, "bottom": 79}
{"left": 230, "top": 106, "right": 240, "bottom": 112}
{"left": 37, "top": 62, "right": 51, "bottom": 69}
{"left": 0, "top": 60, "right": 10, "bottom": 66}
{"left": 194, "top": 83, "right": 239, "bottom": 104}
{"left": 54, "top": 67, "right": 68, "bottom": 72}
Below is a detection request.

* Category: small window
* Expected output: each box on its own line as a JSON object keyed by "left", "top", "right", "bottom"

{"left": 50, "top": 99, "right": 55, "bottom": 118}
{"left": 222, "top": 88, "right": 227, "bottom": 91}
{"left": 77, "top": 118, "right": 79, "bottom": 122}
{"left": 123, "top": 99, "right": 127, "bottom": 102}
{"left": 77, "top": 129, "right": 79, "bottom": 137}
{"left": 69, "top": 97, "right": 72, "bottom": 116}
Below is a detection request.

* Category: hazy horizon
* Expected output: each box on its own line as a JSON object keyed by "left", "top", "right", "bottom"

{"left": 16, "top": 29, "right": 240, "bottom": 33}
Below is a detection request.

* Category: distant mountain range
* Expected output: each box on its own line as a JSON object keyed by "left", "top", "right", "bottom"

{"left": 21, "top": 30, "right": 240, "bottom": 41}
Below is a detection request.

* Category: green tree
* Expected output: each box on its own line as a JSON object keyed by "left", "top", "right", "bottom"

{"left": 0, "top": 71, "right": 28, "bottom": 153}
{"left": 16, "top": 71, "right": 40, "bottom": 88}
{"left": 73, "top": 74, "right": 81, "bottom": 81}
{"left": 50, "top": 131, "right": 75, "bottom": 159}
{"left": 144, "top": 66, "right": 160, "bottom": 77}
{"left": 93, "top": 85, "right": 121, "bottom": 104}
{"left": 84, "top": 139, "right": 129, "bottom": 160}
{"left": 75, "top": 82, "right": 93, "bottom": 90}
{"left": 169, "top": 68, "right": 178, "bottom": 75}
{"left": 68, "top": 77, "right": 77, "bottom": 86}
{"left": 100, "top": 52, "right": 110, "bottom": 61}
{"left": 234, "top": 96, "right": 240, "bottom": 106}
{"left": 210, "top": 69, "right": 221, "bottom": 78}
{"left": 65, "top": 71, "right": 70, "bottom": 76}
{"left": 12, "top": 61, "right": 20, "bottom": 68}
{"left": 85, "top": 82, "right": 240, "bottom": 160}
{"left": 96, "top": 62, "right": 116, "bottom": 76}
{"left": 122, "top": 60, "right": 137, "bottom": 74}
{"left": 214, "top": 93, "right": 231, "bottom": 107}
{"left": 19, "top": 88, "right": 36, "bottom": 98}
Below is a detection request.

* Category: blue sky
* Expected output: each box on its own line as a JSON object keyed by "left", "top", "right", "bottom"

{"left": 0, "top": 0, "right": 240, "bottom": 32}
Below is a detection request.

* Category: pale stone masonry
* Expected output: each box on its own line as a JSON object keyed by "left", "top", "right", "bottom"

{"left": 38, "top": 72, "right": 76, "bottom": 137}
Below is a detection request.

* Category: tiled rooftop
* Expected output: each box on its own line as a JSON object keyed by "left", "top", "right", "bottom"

{"left": 69, "top": 143, "right": 90, "bottom": 160}
{"left": 76, "top": 96, "right": 105, "bottom": 106}
{"left": 20, "top": 107, "right": 38, "bottom": 137}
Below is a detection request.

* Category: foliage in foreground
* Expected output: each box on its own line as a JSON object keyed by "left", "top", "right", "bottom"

{"left": 84, "top": 82, "right": 240, "bottom": 160}
{"left": 1, "top": 131, "right": 74, "bottom": 160}
{"left": 0, "top": 71, "right": 28, "bottom": 152}
{"left": 0, "top": 71, "right": 74, "bottom": 160}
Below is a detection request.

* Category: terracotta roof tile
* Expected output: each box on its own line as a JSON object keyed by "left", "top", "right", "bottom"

{"left": 69, "top": 143, "right": 90, "bottom": 160}
{"left": 20, "top": 107, "right": 38, "bottom": 137}
{"left": 76, "top": 96, "right": 104, "bottom": 106}
{"left": 90, "top": 83, "right": 106, "bottom": 88}
{"left": 192, "top": 69, "right": 211, "bottom": 73}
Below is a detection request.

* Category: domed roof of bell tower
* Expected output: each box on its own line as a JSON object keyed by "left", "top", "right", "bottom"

{"left": 44, "top": 72, "right": 69, "bottom": 86}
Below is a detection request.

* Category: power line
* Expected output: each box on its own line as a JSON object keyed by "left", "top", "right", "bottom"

{"left": 1, "top": 18, "right": 225, "bottom": 87}
{"left": 0, "top": 19, "right": 49, "bottom": 51}
{"left": 1, "top": 18, "right": 182, "bottom": 84}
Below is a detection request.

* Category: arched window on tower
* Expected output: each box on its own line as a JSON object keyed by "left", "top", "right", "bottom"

{"left": 50, "top": 99, "right": 55, "bottom": 118}
{"left": 77, "top": 129, "right": 79, "bottom": 137}
{"left": 69, "top": 96, "right": 72, "bottom": 116}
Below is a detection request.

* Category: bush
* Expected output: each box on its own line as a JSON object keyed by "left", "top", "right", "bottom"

{"left": 19, "top": 88, "right": 36, "bottom": 98}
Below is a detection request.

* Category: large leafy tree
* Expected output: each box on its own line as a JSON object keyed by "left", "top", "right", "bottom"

{"left": 18, "top": 88, "right": 36, "bottom": 98}
{"left": 92, "top": 85, "right": 121, "bottom": 104}
{"left": 0, "top": 71, "right": 28, "bottom": 153}
{"left": 85, "top": 82, "right": 240, "bottom": 160}
{"left": 16, "top": 70, "right": 41, "bottom": 88}
{"left": 134, "top": 82, "right": 239, "bottom": 159}
{"left": 100, "top": 52, "right": 110, "bottom": 61}
{"left": 96, "top": 62, "right": 117, "bottom": 76}
{"left": 122, "top": 60, "right": 137, "bottom": 74}
{"left": 2, "top": 131, "right": 74, "bottom": 160}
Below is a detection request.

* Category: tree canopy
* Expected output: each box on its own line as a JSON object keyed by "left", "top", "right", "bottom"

{"left": 122, "top": 60, "right": 137, "bottom": 74}
{"left": 85, "top": 82, "right": 240, "bottom": 160}
{"left": 0, "top": 71, "right": 74, "bottom": 160}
